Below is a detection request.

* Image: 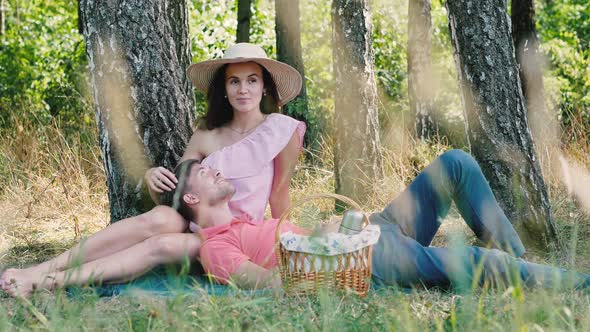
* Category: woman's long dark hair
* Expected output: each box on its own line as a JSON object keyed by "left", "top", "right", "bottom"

{"left": 201, "top": 63, "right": 280, "bottom": 130}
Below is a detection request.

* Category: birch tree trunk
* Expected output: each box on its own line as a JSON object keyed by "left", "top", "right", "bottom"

{"left": 275, "top": 0, "right": 311, "bottom": 147}
{"left": 80, "top": 0, "right": 195, "bottom": 222}
{"left": 446, "top": 0, "right": 558, "bottom": 252}
{"left": 332, "top": 0, "right": 383, "bottom": 205}
{"left": 236, "top": 0, "right": 251, "bottom": 43}
{"left": 408, "top": 0, "right": 437, "bottom": 141}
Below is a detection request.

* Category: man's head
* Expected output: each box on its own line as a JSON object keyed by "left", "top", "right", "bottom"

{"left": 163, "top": 159, "right": 235, "bottom": 221}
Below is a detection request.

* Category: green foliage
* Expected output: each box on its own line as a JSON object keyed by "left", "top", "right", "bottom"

{"left": 372, "top": 0, "right": 408, "bottom": 112}
{"left": 537, "top": 0, "right": 590, "bottom": 140}
{"left": 251, "top": 0, "right": 329, "bottom": 152}
{"left": 430, "top": 0, "right": 463, "bottom": 123}
{"left": 0, "top": 0, "right": 587, "bottom": 152}
{"left": 300, "top": 0, "right": 334, "bottom": 105}
{"left": 372, "top": 0, "right": 413, "bottom": 139}
{"left": 372, "top": 0, "right": 466, "bottom": 145}
{"left": 189, "top": 0, "right": 237, "bottom": 117}
{"left": 0, "top": 0, "right": 91, "bottom": 134}
{"left": 299, "top": 0, "right": 333, "bottom": 143}
{"left": 249, "top": 0, "right": 276, "bottom": 55}
{"left": 189, "top": 0, "right": 275, "bottom": 64}
{"left": 190, "top": 1, "right": 237, "bottom": 62}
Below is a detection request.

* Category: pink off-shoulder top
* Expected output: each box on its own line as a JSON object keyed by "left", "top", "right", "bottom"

{"left": 201, "top": 113, "right": 306, "bottom": 221}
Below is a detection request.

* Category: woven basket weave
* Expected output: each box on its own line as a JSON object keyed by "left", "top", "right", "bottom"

{"left": 275, "top": 193, "right": 373, "bottom": 297}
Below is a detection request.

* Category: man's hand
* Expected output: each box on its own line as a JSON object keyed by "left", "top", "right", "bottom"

{"left": 310, "top": 217, "right": 342, "bottom": 237}
{"left": 232, "top": 261, "right": 282, "bottom": 290}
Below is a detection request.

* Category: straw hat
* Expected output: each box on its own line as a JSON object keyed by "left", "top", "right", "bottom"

{"left": 187, "top": 43, "right": 302, "bottom": 106}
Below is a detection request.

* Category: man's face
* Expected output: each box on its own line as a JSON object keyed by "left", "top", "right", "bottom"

{"left": 186, "top": 164, "right": 235, "bottom": 205}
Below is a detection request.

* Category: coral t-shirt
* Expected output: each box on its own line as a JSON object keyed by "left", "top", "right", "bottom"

{"left": 198, "top": 214, "right": 306, "bottom": 284}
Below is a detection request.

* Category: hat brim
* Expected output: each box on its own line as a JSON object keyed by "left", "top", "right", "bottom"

{"left": 186, "top": 57, "right": 302, "bottom": 107}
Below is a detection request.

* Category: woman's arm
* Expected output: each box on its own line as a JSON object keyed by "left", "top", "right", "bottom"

{"left": 269, "top": 131, "right": 303, "bottom": 218}
{"left": 179, "top": 129, "right": 207, "bottom": 163}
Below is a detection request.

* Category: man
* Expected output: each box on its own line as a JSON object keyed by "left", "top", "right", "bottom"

{"left": 174, "top": 151, "right": 590, "bottom": 290}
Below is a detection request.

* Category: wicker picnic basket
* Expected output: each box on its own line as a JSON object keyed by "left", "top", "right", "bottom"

{"left": 275, "top": 193, "right": 373, "bottom": 297}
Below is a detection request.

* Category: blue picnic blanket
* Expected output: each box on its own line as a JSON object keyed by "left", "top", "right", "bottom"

{"left": 65, "top": 266, "right": 400, "bottom": 298}
{"left": 66, "top": 266, "right": 270, "bottom": 298}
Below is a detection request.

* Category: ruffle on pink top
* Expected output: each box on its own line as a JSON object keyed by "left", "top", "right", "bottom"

{"left": 201, "top": 113, "right": 306, "bottom": 221}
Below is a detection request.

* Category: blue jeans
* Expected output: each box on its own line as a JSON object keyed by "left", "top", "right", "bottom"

{"left": 370, "top": 149, "right": 589, "bottom": 289}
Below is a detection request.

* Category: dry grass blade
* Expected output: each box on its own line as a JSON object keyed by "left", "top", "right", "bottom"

{"left": 16, "top": 295, "right": 49, "bottom": 329}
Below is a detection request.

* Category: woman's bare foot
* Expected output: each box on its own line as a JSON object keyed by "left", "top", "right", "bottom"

{"left": 0, "top": 268, "right": 56, "bottom": 298}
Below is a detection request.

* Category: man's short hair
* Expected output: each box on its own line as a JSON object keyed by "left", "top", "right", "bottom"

{"left": 161, "top": 159, "right": 201, "bottom": 221}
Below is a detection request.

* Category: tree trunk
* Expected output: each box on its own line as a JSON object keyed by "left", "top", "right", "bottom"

{"left": 331, "top": 0, "right": 383, "bottom": 205}
{"left": 236, "top": 0, "right": 251, "bottom": 43}
{"left": 275, "top": 0, "right": 311, "bottom": 147}
{"left": 408, "top": 0, "right": 437, "bottom": 141}
{"left": 0, "top": 0, "right": 5, "bottom": 35}
{"left": 511, "top": 0, "right": 550, "bottom": 140}
{"left": 77, "top": 0, "right": 83, "bottom": 35}
{"left": 80, "top": 0, "right": 195, "bottom": 222}
{"left": 446, "top": 0, "right": 558, "bottom": 252}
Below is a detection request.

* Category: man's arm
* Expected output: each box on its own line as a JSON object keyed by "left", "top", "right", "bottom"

{"left": 309, "top": 217, "right": 342, "bottom": 237}
{"left": 231, "top": 261, "right": 282, "bottom": 290}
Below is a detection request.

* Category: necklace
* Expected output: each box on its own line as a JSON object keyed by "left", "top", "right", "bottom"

{"left": 226, "top": 115, "right": 268, "bottom": 135}
{"left": 226, "top": 126, "right": 257, "bottom": 135}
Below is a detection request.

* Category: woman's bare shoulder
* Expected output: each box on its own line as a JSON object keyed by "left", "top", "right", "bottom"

{"left": 193, "top": 127, "right": 224, "bottom": 142}
{"left": 182, "top": 128, "right": 216, "bottom": 161}
{"left": 191, "top": 127, "right": 226, "bottom": 156}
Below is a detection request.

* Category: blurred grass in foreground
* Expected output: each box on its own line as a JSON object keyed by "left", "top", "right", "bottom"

{"left": 0, "top": 111, "right": 589, "bottom": 330}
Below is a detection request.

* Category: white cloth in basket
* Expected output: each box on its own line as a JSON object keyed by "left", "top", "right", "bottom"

{"left": 280, "top": 224, "right": 381, "bottom": 256}
{"left": 280, "top": 225, "right": 380, "bottom": 273}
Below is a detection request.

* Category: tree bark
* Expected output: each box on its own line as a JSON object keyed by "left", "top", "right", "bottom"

{"left": 275, "top": 0, "right": 311, "bottom": 147}
{"left": 236, "top": 0, "right": 251, "bottom": 43}
{"left": 80, "top": 0, "right": 195, "bottom": 222}
{"left": 446, "top": 0, "right": 558, "bottom": 252}
{"left": 332, "top": 0, "right": 383, "bottom": 205}
{"left": 408, "top": 0, "right": 437, "bottom": 141}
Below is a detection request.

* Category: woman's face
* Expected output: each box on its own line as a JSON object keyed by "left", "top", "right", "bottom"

{"left": 224, "top": 62, "right": 265, "bottom": 114}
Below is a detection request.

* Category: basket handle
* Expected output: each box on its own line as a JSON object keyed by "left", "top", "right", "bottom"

{"left": 275, "top": 193, "right": 369, "bottom": 243}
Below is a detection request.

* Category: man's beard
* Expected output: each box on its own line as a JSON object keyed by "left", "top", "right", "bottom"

{"left": 209, "top": 183, "right": 236, "bottom": 205}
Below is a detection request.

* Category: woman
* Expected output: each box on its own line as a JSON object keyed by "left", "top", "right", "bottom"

{"left": 145, "top": 42, "right": 306, "bottom": 222}
{"left": 0, "top": 43, "right": 305, "bottom": 297}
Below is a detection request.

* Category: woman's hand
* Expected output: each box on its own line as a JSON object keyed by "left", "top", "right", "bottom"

{"left": 145, "top": 167, "right": 178, "bottom": 193}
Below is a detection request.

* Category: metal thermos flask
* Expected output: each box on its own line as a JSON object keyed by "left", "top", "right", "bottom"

{"left": 338, "top": 209, "right": 364, "bottom": 235}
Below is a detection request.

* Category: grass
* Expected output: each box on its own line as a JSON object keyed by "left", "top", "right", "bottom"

{"left": 2, "top": 279, "right": 590, "bottom": 330}
{"left": 1, "top": 114, "right": 590, "bottom": 331}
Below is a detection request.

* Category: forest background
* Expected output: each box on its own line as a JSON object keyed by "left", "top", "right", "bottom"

{"left": 0, "top": 0, "right": 589, "bottom": 330}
